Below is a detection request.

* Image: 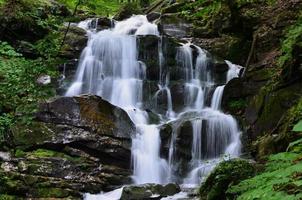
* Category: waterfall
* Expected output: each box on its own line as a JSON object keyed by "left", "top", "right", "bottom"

{"left": 66, "top": 15, "right": 167, "bottom": 185}
{"left": 211, "top": 85, "right": 225, "bottom": 110}
{"left": 65, "top": 15, "right": 243, "bottom": 197}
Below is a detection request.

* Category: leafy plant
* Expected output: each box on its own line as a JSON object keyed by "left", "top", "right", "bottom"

{"left": 0, "top": 114, "right": 13, "bottom": 142}
{"left": 228, "top": 99, "right": 247, "bottom": 110}
{"left": 278, "top": 14, "right": 302, "bottom": 67}
{"left": 0, "top": 42, "right": 22, "bottom": 57}
{"left": 293, "top": 120, "right": 302, "bottom": 132}
{"left": 227, "top": 150, "right": 302, "bottom": 199}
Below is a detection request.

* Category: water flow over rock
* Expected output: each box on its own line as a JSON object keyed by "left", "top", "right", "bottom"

{"left": 65, "top": 15, "right": 243, "bottom": 196}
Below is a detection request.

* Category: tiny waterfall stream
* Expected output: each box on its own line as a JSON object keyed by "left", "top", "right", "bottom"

{"left": 65, "top": 15, "right": 242, "bottom": 199}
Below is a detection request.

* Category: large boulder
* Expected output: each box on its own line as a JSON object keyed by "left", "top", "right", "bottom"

{"left": 120, "top": 183, "right": 181, "bottom": 200}
{"left": 0, "top": 150, "right": 132, "bottom": 198}
{"left": 7, "top": 95, "right": 136, "bottom": 197}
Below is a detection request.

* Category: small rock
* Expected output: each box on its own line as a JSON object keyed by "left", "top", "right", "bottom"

{"left": 1, "top": 162, "right": 18, "bottom": 172}
{"left": 147, "top": 12, "right": 161, "bottom": 22}
{"left": 37, "top": 75, "right": 51, "bottom": 85}
{"left": 0, "top": 151, "right": 11, "bottom": 161}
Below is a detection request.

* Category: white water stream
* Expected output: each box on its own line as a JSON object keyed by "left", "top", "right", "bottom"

{"left": 65, "top": 15, "right": 243, "bottom": 199}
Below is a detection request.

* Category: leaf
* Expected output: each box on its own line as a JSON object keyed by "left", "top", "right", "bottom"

{"left": 293, "top": 120, "right": 302, "bottom": 132}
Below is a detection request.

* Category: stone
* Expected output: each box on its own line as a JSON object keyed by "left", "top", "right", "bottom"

{"left": 36, "top": 75, "right": 51, "bottom": 85}
{"left": 147, "top": 12, "right": 161, "bottom": 22}
{"left": 8, "top": 95, "right": 136, "bottom": 196}
{"left": 120, "top": 183, "right": 181, "bottom": 200}
{"left": 60, "top": 26, "right": 88, "bottom": 59}
{"left": 158, "top": 13, "right": 193, "bottom": 39}
{"left": 0, "top": 152, "right": 11, "bottom": 161}
{"left": 97, "top": 17, "right": 112, "bottom": 30}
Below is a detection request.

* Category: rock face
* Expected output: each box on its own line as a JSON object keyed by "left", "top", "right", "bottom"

{"left": 60, "top": 26, "right": 88, "bottom": 59}
{"left": 159, "top": 13, "right": 193, "bottom": 39}
{"left": 2, "top": 95, "right": 135, "bottom": 198}
{"left": 120, "top": 183, "right": 181, "bottom": 200}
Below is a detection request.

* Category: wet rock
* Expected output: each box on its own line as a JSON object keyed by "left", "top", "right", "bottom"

{"left": 211, "top": 58, "right": 229, "bottom": 74}
{"left": 159, "top": 13, "right": 193, "bottom": 39}
{"left": 60, "top": 26, "right": 88, "bottom": 59}
{"left": 9, "top": 95, "right": 135, "bottom": 196}
{"left": 120, "top": 183, "right": 181, "bottom": 200}
{"left": 147, "top": 12, "right": 161, "bottom": 22}
{"left": 0, "top": 152, "right": 11, "bottom": 161}
{"left": 137, "top": 35, "right": 160, "bottom": 81}
{"left": 193, "top": 35, "right": 248, "bottom": 65}
{"left": 0, "top": 152, "right": 131, "bottom": 198}
{"left": 97, "top": 17, "right": 112, "bottom": 30}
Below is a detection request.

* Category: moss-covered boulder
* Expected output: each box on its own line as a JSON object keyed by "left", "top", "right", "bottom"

{"left": 199, "top": 159, "right": 256, "bottom": 200}
{"left": 0, "top": 149, "right": 132, "bottom": 198}
{"left": 7, "top": 95, "right": 136, "bottom": 197}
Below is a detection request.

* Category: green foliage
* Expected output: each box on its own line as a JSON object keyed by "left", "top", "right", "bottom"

{"left": 199, "top": 159, "right": 255, "bottom": 200}
{"left": 0, "top": 42, "right": 22, "bottom": 57}
{"left": 57, "top": 0, "right": 123, "bottom": 16}
{"left": 34, "top": 31, "right": 62, "bottom": 59}
{"left": 0, "top": 114, "right": 13, "bottom": 142}
{"left": 0, "top": 194, "right": 17, "bottom": 200}
{"left": 278, "top": 14, "right": 302, "bottom": 67}
{"left": 287, "top": 138, "right": 302, "bottom": 153}
{"left": 293, "top": 120, "right": 302, "bottom": 132}
{"left": 228, "top": 99, "right": 247, "bottom": 110}
{"left": 0, "top": 42, "right": 57, "bottom": 134}
{"left": 283, "top": 98, "right": 302, "bottom": 133}
{"left": 14, "top": 149, "right": 26, "bottom": 158}
{"left": 227, "top": 152, "right": 302, "bottom": 200}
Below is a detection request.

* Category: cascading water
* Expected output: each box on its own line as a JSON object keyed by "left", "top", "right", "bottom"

{"left": 66, "top": 15, "right": 168, "bottom": 186}
{"left": 66, "top": 15, "right": 243, "bottom": 199}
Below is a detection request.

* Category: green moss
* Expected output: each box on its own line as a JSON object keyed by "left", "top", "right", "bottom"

{"left": 14, "top": 149, "right": 26, "bottom": 158}
{"left": 11, "top": 122, "right": 55, "bottom": 149}
{"left": 57, "top": 0, "right": 123, "bottom": 16}
{"left": 0, "top": 194, "right": 18, "bottom": 200}
{"left": 228, "top": 99, "right": 247, "bottom": 110}
{"left": 34, "top": 187, "right": 70, "bottom": 198}
{"left": 27, "top": 149, "right": 82, "bottom": 162}
{"left": 199, "top": 159, "right": 255, "bottom": 200}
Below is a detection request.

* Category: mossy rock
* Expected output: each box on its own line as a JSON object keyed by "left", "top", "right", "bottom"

{"left": 11, "top": 122, "right": 55, "bottom": 150}
{"left": 60, "top": 26, "right": 87, "bottom": 59}
{"left": 114, "top": 3, "right": 142, "bottom": 21}
{"left": 199, "top": 159, "right": 255, "bottom": 200}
